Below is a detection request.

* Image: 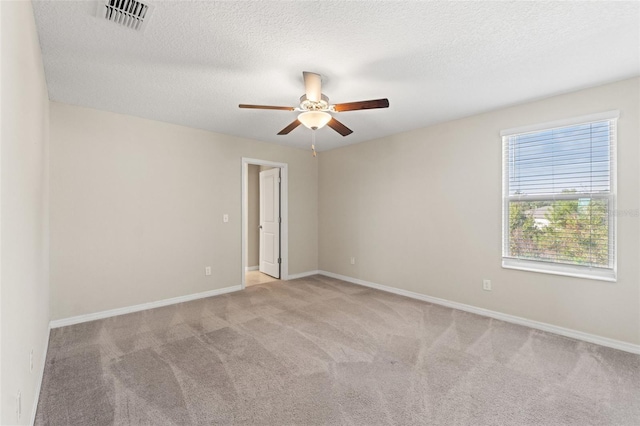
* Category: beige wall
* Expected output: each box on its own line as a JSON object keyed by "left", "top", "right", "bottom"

{"left": 319, "top": 78, "right": 640, "bottom": 345}
{"left": 50, "top": 102, "right": 318, "bottom": 320}
{"left": 1, "top": 1, "right": 51, "bottom": 423}
{"left": 247, "top": 165, "right": 259, "bottom": 267}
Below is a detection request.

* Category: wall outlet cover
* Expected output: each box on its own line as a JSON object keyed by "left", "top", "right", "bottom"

{"left": 482, "top": 279, "right": 492, "bottom": 291}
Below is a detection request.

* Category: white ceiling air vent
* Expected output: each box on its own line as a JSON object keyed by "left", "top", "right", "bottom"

{"left": 96, "top": 0, "right": 154, "bottom": 32}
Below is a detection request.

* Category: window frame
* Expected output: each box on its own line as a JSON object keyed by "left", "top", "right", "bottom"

{"left": 501, "top": 110, "right": 619, "bottom": 282}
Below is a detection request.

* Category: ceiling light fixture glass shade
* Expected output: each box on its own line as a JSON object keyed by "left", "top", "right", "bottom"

{"left": 298, "top": 111, "right": 331, "bottom": 130}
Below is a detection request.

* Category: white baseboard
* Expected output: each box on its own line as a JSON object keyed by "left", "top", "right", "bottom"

{"left": 49, "top": 285, "right": 242, "bottom": 329}
{"left": 286, "top": 270, "right": 320, "bottom": 280}
{"left": 245, "top": 265, "right": 259, "bottom": 272}
{"left": 30, "top": 325, "right": 51, "bottom": 426}
{"left": 318, "top": 270, "right": 640, "bottom": 355}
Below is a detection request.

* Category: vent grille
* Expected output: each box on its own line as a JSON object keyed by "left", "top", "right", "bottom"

{"left": 96, "top": 0, "right": 154, "bottom": 31}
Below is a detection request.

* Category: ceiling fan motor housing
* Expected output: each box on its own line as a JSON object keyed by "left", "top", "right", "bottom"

{"left": 299, "top": 94, "right": 329, "bottom": 111}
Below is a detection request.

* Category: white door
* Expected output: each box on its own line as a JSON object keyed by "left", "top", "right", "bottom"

{"left": 259, "top": 168, "right": 280, "bottom": 278}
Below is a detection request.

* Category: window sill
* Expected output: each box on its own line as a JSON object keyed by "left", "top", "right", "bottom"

{"left": 502, "top": 258, "right": 616, "bottom": 282}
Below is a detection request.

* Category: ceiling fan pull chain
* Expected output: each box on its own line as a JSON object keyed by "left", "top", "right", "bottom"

{"left": 311, "top": 130, "right": 317, "bottom": 157}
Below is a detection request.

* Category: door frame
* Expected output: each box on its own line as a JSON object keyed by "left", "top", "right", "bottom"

{"left": 241, "top": 157, "right": 288, "bottom": 289}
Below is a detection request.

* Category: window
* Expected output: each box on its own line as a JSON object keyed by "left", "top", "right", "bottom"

{"left": 501, "top": 111, "right": 618, "bottom": 281}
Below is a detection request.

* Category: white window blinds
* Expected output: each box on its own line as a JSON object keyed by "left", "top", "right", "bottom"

{"left": 502, "top": 111, "right": 618, "bottom": 280}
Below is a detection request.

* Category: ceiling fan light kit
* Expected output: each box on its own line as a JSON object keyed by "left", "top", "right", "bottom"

{"left": 298, "top": 111, "right": 332, "bottom": 130}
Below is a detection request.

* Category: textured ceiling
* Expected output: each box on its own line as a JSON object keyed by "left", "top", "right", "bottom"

{"left": 33, "top": 1, "right": 640, "bottom": 151}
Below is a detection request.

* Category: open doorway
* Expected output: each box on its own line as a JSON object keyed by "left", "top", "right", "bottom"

{"left": 241, "top": 158, "right": 288, "bottom": 289}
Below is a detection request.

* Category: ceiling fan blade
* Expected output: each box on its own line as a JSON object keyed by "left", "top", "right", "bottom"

{"left": 327, "top": 117, "right": 353, "bottom": 137}
{"left": 277, "top": 119, "right": 302, "bottom": 135}
{"left": 333, "top": 98, "right": 389, "bottom": 112}
{"left": 303, "top": 71, "right": 322, "bottom": 102}
{"left": 239, "top": 104, "right": 295, "bottom": 111}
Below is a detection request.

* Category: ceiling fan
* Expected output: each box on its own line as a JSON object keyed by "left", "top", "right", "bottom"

{"left": 239, "top": 72, "right": 389, "bottom": 137}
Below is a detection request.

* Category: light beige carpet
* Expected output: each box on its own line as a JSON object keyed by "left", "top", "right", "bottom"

{"left": 36, "top": 275, "right": 640, "bottom": 425}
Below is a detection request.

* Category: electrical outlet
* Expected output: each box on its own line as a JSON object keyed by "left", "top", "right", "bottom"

{"left": 30, "top": 350, "right": 33, "bottom": 373}
{"left": 16, "top": 390, "right": 21, "bottom": 421}
{"left": 482, "top": 279, "right": 492, "bottom": 291}
{"left": 350, "top": 257, "right": 356, "bottom": 265}
{"left": 223, "top": 214, "right": 229, "bottom": 223}
{"left": 205, "top": 266, "right": 212, "bottom": 276}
